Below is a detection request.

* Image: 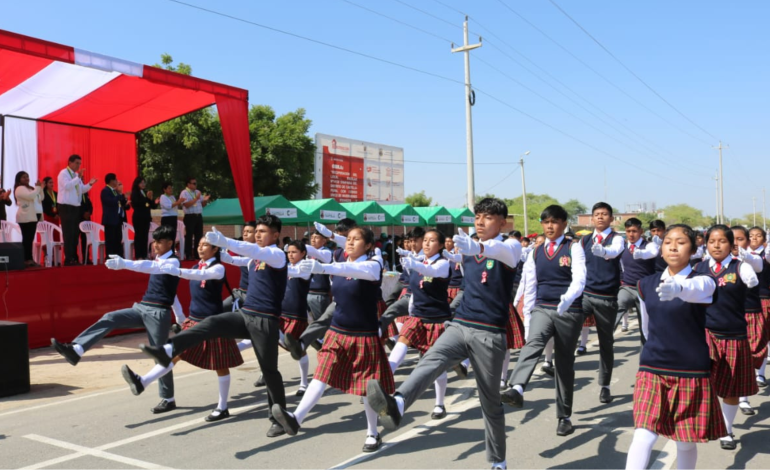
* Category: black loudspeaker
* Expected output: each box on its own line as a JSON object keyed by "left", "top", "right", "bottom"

{"left": 0, "top": 321, "right": 30, "bottom": 397}
{"left": 0, "top": 242, "right": 25, "bottom": 271}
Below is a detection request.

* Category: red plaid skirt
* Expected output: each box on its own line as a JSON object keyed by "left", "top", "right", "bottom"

{"left": 633, "top": 370, "right": 727, "bottom": 442}
{"left": 583, "top": 313, "right": 596, "bottom": 327}
{"left": 377, "top": 300, "right": 387, "bottom": 318}
{"left": 762, "top": 299, "right": 770, "bottom": 337}
{"left": 746, "top": 312, "right": 769, "bottom": 369}
{"left": 707, "top": 331, "right": 758, "bottom": 398}
{"left": 447, "top": 287, "right": 461, "bottom": 302}
{"left": 314, "top": 330, "right": 395, "bottom": 397}
{"left": 386, "top": 315, "right": 410, "bottom": 339}
{"left": 506, "top": 303, "right": 526, "bottom": 349}
{"left": 280, "top": 317, "right": 308, "bottom": 339}
{"left": 400, "top": 316, "right": 447, "bottom": 354}
{"left": 179, "top": 318, "right": 244, "bottom": 370}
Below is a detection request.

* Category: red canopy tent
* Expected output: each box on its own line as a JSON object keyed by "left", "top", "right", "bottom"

{"left": 0, "top": 29, "right": 254, "bottom": 224}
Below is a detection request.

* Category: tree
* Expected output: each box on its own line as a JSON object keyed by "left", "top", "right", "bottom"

{"left": 406, "top": 190, "right": 433, "bottom": 207}
{"left": 507, "top": 193, "right": 560, "bottom": 235}
{"left": 661, "top": 204, "right": 709, "bottom": 228}
{"left": 634, "top": 212, "right": 658, "bottom": 226}
{"left": 562, "top": 199, "right": 587, "bottom": 223}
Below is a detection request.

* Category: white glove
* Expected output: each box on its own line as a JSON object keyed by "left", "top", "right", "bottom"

{"left": 396, "top": 248, "right": 411, "bottom": 257}
{"left": 652, "top": 235, "right": 662, "bottom": 246}
{"left": 314, "top": 221, "right": 333, "bottom": 238}
{"left": 401, "top": 256, "right": 418, "bottom": 271}
{"left": 556, "top": 295, "right": 569, "bottom": 316}
{"left": 736, "top": 247, "right": 748, "bottom": 261}
{"left": 656, "top": 277, "right": 682, "bottom": 301}
{"left": 442, "top": 249, "right": 455, "bottom": 260}
{"left": 160, "top": 263, "right": 181, "bottom": 276}
{"left": 299, "top": 259, "right": 325, "bottom": 274}
{"left": 453, "top": 228, "right": 481, "bottom": 256}
{"left": 591, "top": 242, "right": 606, "bottom": 257}
{"left": 105, "top": 254, "right": 126, "bottom": 270}
{"left": 204, "top": 226, "right": 228, "bottom": 247}
{"left": 632, "top": 247, "right": 644, "bottom": 259}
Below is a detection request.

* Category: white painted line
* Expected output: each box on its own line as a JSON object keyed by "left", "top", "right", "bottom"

{"left": 23, "top": 434, "right": 169, "bottom": 469}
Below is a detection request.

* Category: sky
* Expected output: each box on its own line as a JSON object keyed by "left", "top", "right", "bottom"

{"left": 3, "top": 0, "right": 769, "bottom": 219}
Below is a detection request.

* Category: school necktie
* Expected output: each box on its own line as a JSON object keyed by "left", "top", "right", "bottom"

{"left": 596, "top": 234, "right": 604, "bottom": 245}
{"left": 197, "top": 261, "right": 208, "bottom": 287}
{"left": 630, "top": 245, "right": 635, "bottom": 253}
{"left": 548, "top": 241, "right": 555, "bottom": 256}
{"left": 714, "top": 262, "right": 721, "bottom": 273}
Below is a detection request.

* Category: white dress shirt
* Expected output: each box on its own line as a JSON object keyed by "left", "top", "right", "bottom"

{"left": 14, "top": 185, "right": 43, "bottom": 223}
{"left": 628, "top": 237, "right": 660, "bottom": 260}
{"left": 178, "top": 257, "right": 226, "bottom": 281}
{"left": 179, "top": 188, "right": 202, "bottom": 215}
{"left": 592, "top": 227, "right": 625, "bottom": 259}
{"left": 479, "top": 234, "right": 522, "bottom": 269}
{"left": 57, "top": 167, "right": 93, "bottom": 206}
{"left": 288, "top": 262, "right": 313, "bottom": 280}
{"left": 122, "top": 249, "right": 180, "bottom": 274}
{"left": 306, "top": 245, "right": 332, "bottom": 263}
{"left": 160, "top": 194, "right": 178, "bottom": 217}
{"left": 220, "top": 250, "right": 251, "bottom": 268}
{"left": 320, "top": 254, "right": 381, "bottom": 281}
{"left": 224, "top": 239, "right": 287, "bottom": 269}
{"left": 712, "top": 257, "right": 759, "bottom": 288}
{"left": 522, "top": 235, "right": 587, "bottom": 316}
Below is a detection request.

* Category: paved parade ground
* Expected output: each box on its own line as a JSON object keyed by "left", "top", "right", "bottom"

{"left": 2, "top": 321, "right": 769, "bottom": 469}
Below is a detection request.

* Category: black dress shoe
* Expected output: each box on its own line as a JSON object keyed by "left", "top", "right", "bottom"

{"left": 384, "top": 338, "right": 396, "bottom": 351}
{"left": 720, "top": 434, "right": 737, "bottom": 450}
{"left": 599, "top": 387, "right": 613, "bottom": 404}
{"left": 270, "top": 404, "right": 299, "bottom": 436}
{"left": 541, "top": 362, "right": 555, "bottom": 378}
{"left": 310, "top": 340, "right": 323, "bottom": 351}
{"left": 283, "top": 333, "right": 304, "bottom": 361}
{"left": 254, "top": 374, "right": 265, "bottom": 387}
{"left": 362, "top": 434, "right": 382, "bottom": 453}
{"left": 739, "top": 402, "right": 755, "bottom": 416}
{"left": 296, "top": 386, "right": 307, "bottom": 397}
{"left": 266, "top": 422, "right": 287, "bottom": 438}
{"left": 431, "top": 405, "right": 447, "bottom": 420}
{"left": 501, "top": 387, "right": 523, "bottom": 408}
{"left": 576, "top": 346, "right": 587, "bottom": 356}
{"left": 51, "top": 338, "right": 80, "bottom": 366}
{"left": 757, "top": 375, "right": 767, "bottom": 388}
{"left": 366, "top": 379, "right": 402, "bottom": 431}
{"left": 205, "top": 408, "right": 230, "bottom": 422}
{"left": 151, "top": 399, "right": 176, "bottom": 414}
{"left": 557, "top": 418, "right": 574, "bottom": 436}
{"left": 140, "top": 343, "right": 171, "bottom": 368}
{"left": 452, "top": 362, "right": 469, "bottom": 379}
{"left": 121, "top": 365, "right": 144, "bottom": 396}
{"left": 170, "top": 323, "right": 182, "bottom": 334}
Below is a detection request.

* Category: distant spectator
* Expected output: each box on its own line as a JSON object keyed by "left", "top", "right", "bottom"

{"left": 79, "top": 192, "right": 93, "bottom": 264}
{"left": 159, "top": 181, "right": 182, "bottom": 241}
{"left": 0, "top": 187, "right": 11, "bottom": 222}
{"left": 130, "top": 176, "right": 156, "bottom": 260}
{"left": 42, "top": 176, "right": 59, "bottom": 225}
{"left": 14, "top": 171, "right": 42, "bottom": 267}
{"left": 58, "top": 155, "right": 97, "bottom": 266}
{"left": 178, "top": 176, "right": 210, "bottom": 260}
{"left": 101, "top": 173, "right": 127, "bottom": 257}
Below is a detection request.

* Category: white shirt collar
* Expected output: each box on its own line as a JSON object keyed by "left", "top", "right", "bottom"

{"left": 751, "top": 245, "right": 765, "bottom": 255}
{"left": 662, "top": 264, "right": 693, "bottom": 281}
{"left": 631, "top": 238, "right": 643, "bottom": 247}
{"left": 200, "top": 257, "right": 216, "bottom": 266}
{"left": 349, "top": 253, "right": 370, "bottom": 263}
{"left": 708, "top": 257, "right": 731, "bottom": 269}
{"left": 545, "top": 235, "right": 565, "bottom": 246}
{"left": 593, "top": 227, "right": 612, "bottom": 238}
{"left": 157, "top": 250, "right": 174, "bottom": 260}
{"left": 426, "top": 253, "right": 441, "bottom": 263}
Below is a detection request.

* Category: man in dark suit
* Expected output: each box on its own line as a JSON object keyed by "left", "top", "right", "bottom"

{"left": 101, "top": 173, "right": 127, "bottom": 258}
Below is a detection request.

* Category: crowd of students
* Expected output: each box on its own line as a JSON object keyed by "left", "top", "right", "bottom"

{"left": 47, "top": 197, "right": 770, "bottom": 469}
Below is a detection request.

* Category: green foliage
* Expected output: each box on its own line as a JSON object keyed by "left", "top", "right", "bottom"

{"left": 406, "top": 190, "right": 433, "bottom": 207}
{"left": 634, "top": 212, "right": 659, "bottom": 226}
{"left": 562, "top": 199, "right": 587, "bottom": 222}
{"left": 661, "top": 204, "right": 710, "bottom": 228}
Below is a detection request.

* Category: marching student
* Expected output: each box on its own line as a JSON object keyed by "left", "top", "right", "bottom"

{"left": 748, "top": 226, "right": 770, "bottom": 387}
{"left": 381, "top": 228, "right": 426, "bottom": 342}
{"left": 139, "top": 215, "right": 289, "bottom": 438}
{"left": 693, "top": 225, "right": 758, "bottom": 450}
{"left": 271, "top": 227, "right": 394, "bottom": 453}
{"left": 580, "top": 202, "right": 626, "bottom": 404}
{"left": 731, "top": 225, "right": 766, "bottom": 416}
{"left": 280, "top": 240, "right": 313, "bottom": 396}
{"left": 625, "top": 224, "right": 723, "bottom": 470}
{"left": 502, "top": 205, "right": 586, "bottom": 436}
{"left": 616, "top": 218, "right": 659, "bottom": 345}
{"left": 220, "top": 222, "right": 257, "bottom": 312}
{"left": 51, "top": 226, "right": 181, "bottom": 414}
{"left": 387, "top": 229, "right": 452, "bottom": 420}
{"left": 121, "top": 238, "right": 244, "bottom": 422}
{"left": 650, "top": 220, "right": 668, "bottom": 273}
{"left": 690, "top": 232, "right": 706, "bottom": 266}
{"left": 305, "top": 230, "right": 332, "bottom": 321}
{"left": 444, "top": 237, "right": 464, "bottom": 304}
{"left": 367, "top": 198, "right": 521, "bottom": 469}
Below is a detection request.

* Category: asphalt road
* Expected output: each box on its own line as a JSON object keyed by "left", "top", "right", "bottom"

{"left": 2, "top": 320, "right": 769, "bottom": 469}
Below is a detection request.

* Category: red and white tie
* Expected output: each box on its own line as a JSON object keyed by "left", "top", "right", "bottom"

{"left": 198, "top": 261, "right": 208, "bottom": 287}
{"left": 548, "top": 241, "right": 556, "bottom": 256}
{"left": 630, "top": 245, "right": 635, "bottom": 254}
{"left": 714, "top": 262, "right": 721, "bottom": 274}
{"left": 596, "top": 234, "right": 603, "bottom": 245}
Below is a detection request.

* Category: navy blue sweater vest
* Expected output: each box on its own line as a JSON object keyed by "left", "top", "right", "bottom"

{"left": 308, "top": 249, "right": 331, "bottom": 293}
{"left": 621, "top": 240, "right": 657, "bottom": 287}
{"left": 638, "top": 271, "right": 712, "bottom": 377}
{"left": 238, "top": 265, "right": 249, "bottom": 290}
{"left": 142, "top": 254, "right": 181, "bottom": 308}
{"left": 188, "top": 260, "right": 225, "bottom": 321}
{"left": 759, "top": 258, "right": 770, "bottom": 299}
{"left": 454, "top": 254, "right": 516, "bottom": 331}
{"left": 694, "top": 259, "right": 748, "bottom": 336}
{"left": 408, "top": 257, "right": 451, "bottom": 321}
{"left": 242, "top": 258, "right": 288, "bottom": 318}
{"left": 582, "top": 232, "right": 622, "bottom": 297}
{"left": 330, "top": 266, "right": 381, "bottom": 335}
{"left": 449, "top": 261, "right": 464, "bottom": 288}
{"left": 282, "top": 272, "right": 311, "bottom": 320}
{"left": 533, "top": 239, "right": 583, "bottom": 313}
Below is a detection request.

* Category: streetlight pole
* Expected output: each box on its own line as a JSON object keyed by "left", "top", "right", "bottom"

{"left": 519, "top": 150, "right": 531, "bottom": 236}
{"left": 763, "top": 188, "right": 767, "bottom": 231}
{"left": 451, "top": 17, "right": 482, "bottom": 211}
{"left": 713, "top": 141, "right": 728, "bottom": 224}
{"left": 753, "top": 196, "right": 757, "bottom": 227}
{"left": 714, "top": 171, "right": 720, "bottom": 224}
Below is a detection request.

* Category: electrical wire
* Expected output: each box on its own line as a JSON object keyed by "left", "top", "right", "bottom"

{"left": 340, "top": 0, "right": 454, "bottom": 43}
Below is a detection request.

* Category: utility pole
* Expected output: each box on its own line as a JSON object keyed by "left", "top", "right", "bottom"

{"left": 604, "top": 166, "right": 608, "bottom": 202}
{"left": 519, "top": 151, "right": 531, "bottom": 236}
{"left": 763, "top": 188, "right": 767, "bottom": 231}
{"left": 713, "top": 172, "right": 720, "bottom": 224}
{"left": 713, "top": 141, "right": 728, "bottom": 225}
{"left": 753, "top": 196, "right": 757, "bottom": 227}
{"left": 451, "top": 17, "right": 482, "bottom": 212}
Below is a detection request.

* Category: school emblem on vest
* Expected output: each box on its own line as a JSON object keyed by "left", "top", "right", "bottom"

{"left": 486, "top": 260, "right": 495, "bottom": 270}
{"left": 257, "top": 261, "right": 266, "bottom": 270}
{"left": 559, "top": 256, "right": 571, "bottom": 267}
{"left": 718, "top": 273, "right": 737, "bottom": 287}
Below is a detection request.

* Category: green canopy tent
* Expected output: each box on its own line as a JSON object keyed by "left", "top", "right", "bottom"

{"left": 291, "top": 199, "right": 349, "bottom": 224}
{"left": 202, "top": 195, "right": 311, "bottom": 225}
{"left": 381, "top": 204, "right": 424, "bottom": 226}
{"left": 414, "top": 206, "right": 453, "bottom": 226}
{"left": 341, "top": 201, "right": 395, "bottom": 226}
{"left": 448, "top": 207, "right": 475, "bottom": 227}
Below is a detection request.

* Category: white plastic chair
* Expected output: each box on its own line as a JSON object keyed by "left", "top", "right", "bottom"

{"left": 176, "top": 220, "right": 186, "bottom": 260}
{"left": 122, "top": 223, "right": 135, "bottom": 260}
{"left": 35, "top": 221, "right": 65, "bottom": 267}
{"left": 79, "top": 221, "right": 106, "bottom": 265}
{"left": 148, "top": 222, "right": 159, "bottom": 258}
{"left": 0, "top": 220, "right": 21, "bottom": 243}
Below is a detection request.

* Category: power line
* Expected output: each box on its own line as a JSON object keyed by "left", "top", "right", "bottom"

{"left": 340, "top": 0, "right": 453, "bottom": 43}
{"left": 404, "top": 160, "right": 514, "bottom": 165}
{"left": 547, "top": 0, "right": 719, "bottom": 142}
{"left": 389, "top": 0, "right": 461, "bottom": 30}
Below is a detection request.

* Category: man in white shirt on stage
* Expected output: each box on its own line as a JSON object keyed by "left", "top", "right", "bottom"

{"left": 178, "top": 177, "right": 210, "bottom": 260}
{"left": 57, "top": 155, "right": 97, "bottom": 266}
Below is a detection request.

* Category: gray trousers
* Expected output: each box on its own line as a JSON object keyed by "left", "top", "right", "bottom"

{"left": 509, "top": 306, "right": 583, "bottom": 419}
{"left": 307, "top": 292, "right": 331, "bottom": 322}
{"left": 299, "top": 300, "right": 336, "bottom": 346}
{"left": 74, "top": 302, "right": 174, "bottom": 399}
{"left": 449, "top": 290, "right": 464, "bottom": 316}
{"left": 582, "top": 294, "right": 619, "bottom": 387}
{"left": 379, "top": 294, "right": 410, "bottom": 332}
{"left": 396, "top": 322, "right": 506, "bottom": 463}
{"left": 222, "top": 288, "right": 247, "bottom": 312}
{"left": 615, "top": 285, "right": 646, "bottom": 345}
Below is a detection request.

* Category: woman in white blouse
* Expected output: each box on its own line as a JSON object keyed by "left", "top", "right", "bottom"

{"left": 14, "top": 171, "right": 43, "bottom": 267}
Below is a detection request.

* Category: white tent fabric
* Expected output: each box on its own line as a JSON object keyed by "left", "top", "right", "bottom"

{"left": 3, "top": 117, "right": 39, "bottom": 223}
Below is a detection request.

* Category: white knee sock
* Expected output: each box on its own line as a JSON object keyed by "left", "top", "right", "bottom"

{"left": 580, "top": 327, "right": 589, "bottom": 347}
{"left": 501, "top": 349, "right": 511, "bottom": 382}
{"left": 722, "top": 402, "right": 739, "bottom": 434}
{"left": 217, "top": 375, "right": 230, "bottom": 410}
{"left": 625, "top": 428, "right": 658, "bottom": 470}
{"left": 237, "top": 339, "right": 252, "bottom": 352}
{"left": 298, "top": 355, "right": 309, "bottom": 388}
{"left": 293, "top": 380, "right": 327, "bottom": 424}
{"left": 388, "top": 342, "right": 408, "bottom": 372}
{"left": 362, "top": 396, "right": 379, "bottom": 437}
{"left": 544, "top": 338, "right": 554, "bottom": 363}
{"left": 141, "top": 362, "right": 174, "bottom": 387}
{"left": 434, "top": 372, "right": 447, "bottom": 407}
{"left": 675, "top": 441, "right": 698, "bottom": 470}
{"left": 758, "top": 356, "right": 768, "bottom": 377}
{"left": 396, "top": 321, "right": 404, "bottom": 333}
{"left": 462, "top": 358, "right": 470, "bottom": 368}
